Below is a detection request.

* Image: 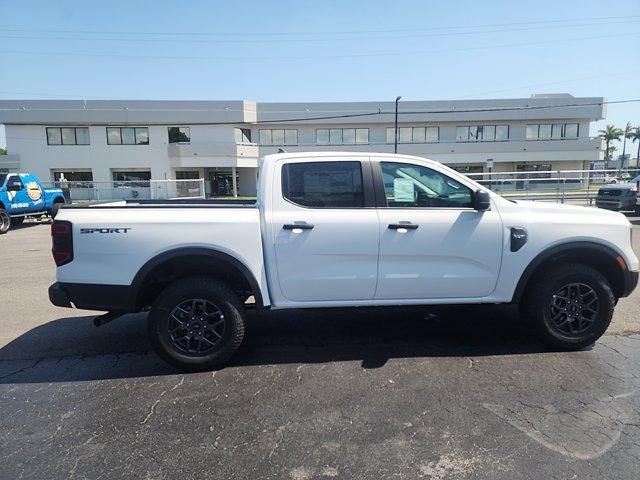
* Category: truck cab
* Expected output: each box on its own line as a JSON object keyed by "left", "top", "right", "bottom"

{"left": 0, "top": 172, "right": 65, "bottom": 234}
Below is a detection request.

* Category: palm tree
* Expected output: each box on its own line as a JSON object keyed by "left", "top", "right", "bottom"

{"left": 628, "top": 126, "right": 640, "bottom": 167}
{"left": 598, "top": 125, "right": 624, "bottom": 162}
{"left": 621, "top": 121, "right": 633, "bottom": 168}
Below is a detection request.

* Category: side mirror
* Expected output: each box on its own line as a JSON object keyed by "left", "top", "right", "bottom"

{"left": 7, "top": 181, "right": 22, "bottom": 192}
{"left": 473, "top": 190, "right": 491, "bottom": 211}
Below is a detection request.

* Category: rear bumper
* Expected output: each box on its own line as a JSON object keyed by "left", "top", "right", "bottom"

{"left": 49, "top": 282, "right": 134, "bottom": 311}
{"left": 48, "top": 282, "right": 72, "bottom": 308}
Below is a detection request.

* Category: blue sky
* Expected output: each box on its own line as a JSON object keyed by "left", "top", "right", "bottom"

{"left": 1, "top": 0, "right": 639, "bottom": 152}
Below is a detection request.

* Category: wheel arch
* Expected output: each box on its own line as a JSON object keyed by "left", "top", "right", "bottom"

{"left": 512, "top": 241, "right": 628, "bottom": 302}
{"left": 131, "top": 247, "right": 265, "bottom": 311}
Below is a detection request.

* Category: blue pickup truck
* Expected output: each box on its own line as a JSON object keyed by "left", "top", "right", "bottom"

{"left": 0, "top": 173, "right": 65, "bottom": 234}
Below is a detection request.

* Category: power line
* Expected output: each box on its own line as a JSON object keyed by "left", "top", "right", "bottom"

{"left": 1, "top": 15, "right": 638, "bottom": 37}
{"left": 1, "top": 31, "right": 638, "bottom": 61}
{"left": 1, "top": 19, "right": 638, "bottom": 44}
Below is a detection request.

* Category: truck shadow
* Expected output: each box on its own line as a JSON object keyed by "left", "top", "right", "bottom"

{"left": 0, "top": 305, "right": 557, "bottom": 383}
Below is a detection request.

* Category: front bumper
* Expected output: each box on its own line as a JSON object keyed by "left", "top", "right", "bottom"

{"left": 596, "top": 199, "right": 622, "bottom": 210}
{"left": 622, "top": 270, "right": 639, "bottom": 297}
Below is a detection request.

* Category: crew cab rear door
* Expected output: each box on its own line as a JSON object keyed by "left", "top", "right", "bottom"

{"left": 372, "top": 159, "right": 503, "bottom": 300}
{"left": 268, "top": 157, "right": 379, "bottom": 302}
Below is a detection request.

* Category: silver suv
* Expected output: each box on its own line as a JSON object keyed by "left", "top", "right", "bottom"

{"left": 596, "top": 175, "right": 640, "bottom": 212}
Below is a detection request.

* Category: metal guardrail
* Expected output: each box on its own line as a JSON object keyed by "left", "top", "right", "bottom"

{"left": 464, "top": 168, "right": 640, "bottom": 205}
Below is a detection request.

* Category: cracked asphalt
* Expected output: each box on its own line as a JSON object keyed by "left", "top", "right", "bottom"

{"left": 1, "top": 216, "right": 640, "bottom": 480}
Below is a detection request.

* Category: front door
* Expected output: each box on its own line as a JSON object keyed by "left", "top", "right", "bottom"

{"left": 270, "top": 159, "right": 379, "bottom": 302}
{"left": 374, "top": 160, "right": 503, "bottom": 300}
{"left": 4, "top": 175, "right": 31, "bottom": 215}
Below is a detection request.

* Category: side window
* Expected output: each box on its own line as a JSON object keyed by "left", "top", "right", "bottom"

{"left": 6, "top": 175, "right": 24, "bottom": 188}
{"left": 380, "top": 162, "right": 473, "bottom": 208}
{"left": 282, "top": 161, "right": 364, "bottom": 208}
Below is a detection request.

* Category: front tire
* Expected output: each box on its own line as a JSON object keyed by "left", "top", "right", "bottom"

{"left": 0, "top": 209, "right": 10, "bottom": 234}
{"left": 520, "top": 263, "right": 615, "bottom": 350}
{"left": 148, "top": 276, "right": 246, "bottom": 371}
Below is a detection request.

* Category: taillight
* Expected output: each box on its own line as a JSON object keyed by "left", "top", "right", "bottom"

{"left": 51, "top": 220, "right": 73, "bottom": 266}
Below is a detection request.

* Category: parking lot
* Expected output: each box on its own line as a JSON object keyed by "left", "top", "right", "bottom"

{"left": 1, "top": 217, "right": 640, "bottom": 480}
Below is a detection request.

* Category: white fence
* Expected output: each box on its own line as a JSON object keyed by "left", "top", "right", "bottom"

{"left": 43, "top": 179, "right": 206, "bottom": 203}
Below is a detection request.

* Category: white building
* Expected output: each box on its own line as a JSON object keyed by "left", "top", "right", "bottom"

{"left": 0, "top": 94, "right": 604, "bottom": 197}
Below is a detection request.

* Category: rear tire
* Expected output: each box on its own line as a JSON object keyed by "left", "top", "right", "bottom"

{"left": 0, "top": 209, "right": 10, "bottom": 234}
{"left": 520, "top": 262, "right": 614, "bottom": 350}
{"left": 50, "top": 203, "right": 62, "bottom": 219}
{"left": 148, "top": 276, "right": 246, "bottom": 371}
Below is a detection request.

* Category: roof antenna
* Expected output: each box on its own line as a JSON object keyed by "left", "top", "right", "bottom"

{"left": 277, "top": 148, "right": 287, "bottom": 153}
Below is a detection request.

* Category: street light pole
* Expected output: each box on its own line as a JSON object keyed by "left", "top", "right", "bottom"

{"left": 394, "top": 96, "right": 401, "bottom": 154}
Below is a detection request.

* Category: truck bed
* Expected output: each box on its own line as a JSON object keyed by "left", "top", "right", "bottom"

{"left": 54, "top": 204, "right": 268, "bottom": 306}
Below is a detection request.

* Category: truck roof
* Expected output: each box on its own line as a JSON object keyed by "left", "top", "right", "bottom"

{"left": 259, "top": 151, "right": 439, "bottom": 167}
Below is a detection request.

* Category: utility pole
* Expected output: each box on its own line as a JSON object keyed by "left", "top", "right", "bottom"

{"left": 394, "top": 96, "right": 401, "bottom": 153}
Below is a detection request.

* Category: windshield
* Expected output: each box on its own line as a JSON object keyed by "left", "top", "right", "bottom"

{"left": 0, "top": 173, "right": 7, "bottom": 187}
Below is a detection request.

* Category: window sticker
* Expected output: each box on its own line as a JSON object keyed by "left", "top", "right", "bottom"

{"left": 393, "top": 178, "right": 414, "bottom": 202}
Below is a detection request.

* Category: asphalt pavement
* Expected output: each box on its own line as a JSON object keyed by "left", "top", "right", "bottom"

{"left": 1, "top": 215, "right": 639, "bottom": 479}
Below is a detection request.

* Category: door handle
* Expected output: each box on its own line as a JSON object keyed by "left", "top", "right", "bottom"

{"left": 388, "top": 223, "right": 418, "bottom": 230}
{"left": 283, "top": 223, "right": 314, "bottom": 230}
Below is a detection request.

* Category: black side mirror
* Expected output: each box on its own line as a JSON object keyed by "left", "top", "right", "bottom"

{"left": 473, "top": 190, "right": 491, "bottom": 211}
{"left": 7, "top": 181, "right": 22, "bottom": 192}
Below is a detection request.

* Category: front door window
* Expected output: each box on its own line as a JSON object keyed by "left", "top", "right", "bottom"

{"left": 381, "top": 162, "right": 473, "bottom": 208}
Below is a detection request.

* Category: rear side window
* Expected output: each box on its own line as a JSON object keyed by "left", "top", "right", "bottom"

{"left": 282, "top": 161, "right": 364, "bottom": 208}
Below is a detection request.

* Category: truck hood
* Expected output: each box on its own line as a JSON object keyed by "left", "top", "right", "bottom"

{"left": 511, "top": 199, "right": 630, "bottom": 224}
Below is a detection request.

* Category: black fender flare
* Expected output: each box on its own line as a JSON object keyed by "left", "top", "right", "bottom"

{"left": 511, "top": 241, "right": 625, "bottom": 303}
{"left": 131, "top": 247, "right": 264, "bottom": 309}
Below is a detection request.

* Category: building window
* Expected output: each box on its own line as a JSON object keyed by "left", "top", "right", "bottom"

{"left": 52, "top": 170, "right": 93, "bottom": 187}
{"left": 259, "top": 129, "right": 298, "bottom": 146}
{"left": 234, "top": 128, "right": 252, "bottom": 144}
{"left": 168, "top": 127, "right": 190, "bottom": 143}
{"left": 46, "top": 127, "right": 90, "bottom": 145}
{"left": 175, "top": 170, "right": 200, "bottom": 180}
{"left": 315, "top": 128, "right": 369, "bottom": 145}
{"left": 516, "top": 163, "right": 552, "bottom": 178}
{"left": 112, "top": 170, "right": 151, "bottom": 187}
{"left": 106, "top": 127, "right": 149, "bottom": 145}
{"left": 564, "top": 123, "right": 578, "bottom": 138}
{"left": 282, "top": 161, "right": 364, "bottom": 208}
{"left": 456, "top": 125, "right": 509, "bottom": 142}
{"left": 450, "top": 165, "right": 483, "bottom": 175}
{"left": 526, "top": 123, "right": 579, "bottom": 140}
{"left": 386, "top": 127, "right": 439, "bottom": 143}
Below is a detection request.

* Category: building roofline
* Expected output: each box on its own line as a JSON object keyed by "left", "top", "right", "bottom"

{"left": 0, "top": 96, "right": 605, "bottom": 125}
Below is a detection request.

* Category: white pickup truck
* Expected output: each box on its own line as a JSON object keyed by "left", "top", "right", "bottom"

{"left": 49, "top": 152, "right": 638, "bottom": 370}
